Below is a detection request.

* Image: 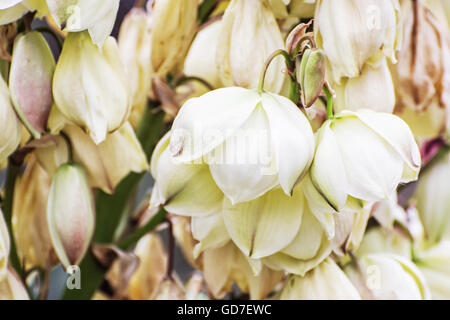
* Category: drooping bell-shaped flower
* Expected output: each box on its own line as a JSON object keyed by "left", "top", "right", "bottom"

{"left": 315, "top": 0, "right": 401, "bottom": 84}
{"left": 53, "top": 31, "right": 130, "bottom": 144}
{"left": 118, "top": 8, "right": 152, "bottom": 128}
{"left": 310, "top": 109, "right": 420, "bottom": 212}
{"left": 169, "top": 87, "right": 315, "bottom": 204}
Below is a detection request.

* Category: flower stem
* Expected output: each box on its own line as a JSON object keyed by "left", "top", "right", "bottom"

{"left": 198, "top": 0, "right": 218, "bottom": 24}
{"left": 257, "top": 49, "right": 292, "bottom": 93}
{"left": 166, "top": 217, "right": 175, "bottom": 281}
{"left": 117, "top": 208, "right": 167, "bottom": 250}
{"left": 2, "top": 160, "right": 23, "bottom": 278}
{"left": 175, "top": 76, "right": 214, "bottom": 91}
{"left": 323, "top": 85, "right": 334, "bottom": 119}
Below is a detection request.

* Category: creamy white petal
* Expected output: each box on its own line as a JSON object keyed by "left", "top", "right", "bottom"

{"left": 152, "top": 134, "right": 224, "bottom": 216}
{"left": 87, "top": 0, "right": 120, "bottom": 46}
{"left": 192, "top": 211, "right": 231, "bottom": 257}
{"left": 280, "top": 259, "right": 360, "bottom": 300}
{"left": 202, "top": 242, "right": 234, "bottom": 299}
{"left": 0, "top": 0, "right": 23, "bottom": 9}
{"left": 170, "top": 87, "right": 259, "bottom": 162}
{"left": 350, "top": 109, "right": 421, "bottom": 182}
{"left": 331, "top": 115, "right": 403, "bottom": 201}
{"left": 334, "top": 60, "right": 396, "bottom": 113}
{"left": 263, "top": 236, "right": 332, "bottom": 276}
{"left": 261, "top": 92, "right": 314, "bottom": 195}
{"left": 0, "top": 3, "right": 28, "bottom": 25}
{"left": 311, "top": 120, "right": 348, "bottom": 211}
{"left": 301, "top": 174, "right": 337, "bottom": 240}
{"left": 223, "top": 187, "right": 303, "bottom": 259}
{"left": 209, "top": 105, "right": 278, "bottom": 204}
{"left": 281, "top": 206, "right": 323, "bottom": 260}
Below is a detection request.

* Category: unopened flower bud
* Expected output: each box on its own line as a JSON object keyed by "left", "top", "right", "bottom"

{"left": 202, "top": 242, "right": 283, "bottom": 299}
{"left": 184, "top": 20, "right": 223, "bottom": 89}
{"left": 53, "top": 31, "right": 130, "bottom": 144}
{"left": 118, "top": 8, "right": 152, "bottom": 128}
{"left": 9, "top": 31, "right": 55, "bottom": 138}
{"left": 46, "top": 163, "right": 95, "bottom": 268}
{"left": 296, "top": 48, "right": 326, "bottom": 108}
{"left": 149, "top": 0, "right": 198, "bottom": 76}
{"left": 0, "top": 75, "right": 21, "bottom": 163}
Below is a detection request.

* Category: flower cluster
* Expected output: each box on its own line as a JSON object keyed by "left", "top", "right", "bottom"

{"left": 0, "top": 0, "right": 449, "bottom": 301}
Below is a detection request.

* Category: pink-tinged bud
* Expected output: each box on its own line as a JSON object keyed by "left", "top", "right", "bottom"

{"left": 9, "top": 31, "right": 55, "bottom": 138}
{"left": 46, "top": 163, "right": 95, "bottom": 268}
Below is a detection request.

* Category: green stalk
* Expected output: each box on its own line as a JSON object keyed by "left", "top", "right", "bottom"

{"left": 2, "top": 161, "right": 23, "bottom": 278}
{"left": 198, "top": 0, "right": 218, "bottom": 24}
{"left": 257, "top": 49, "right": 293, "bottom": 93}
{"left": 62, "top": 106, "right": 166, "bottom": 300}
{"left": 118, "top": 208, "right": 167, "bottom": 250}
{"left": 323, "top": 85, "right": 334, "bottom": 119}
